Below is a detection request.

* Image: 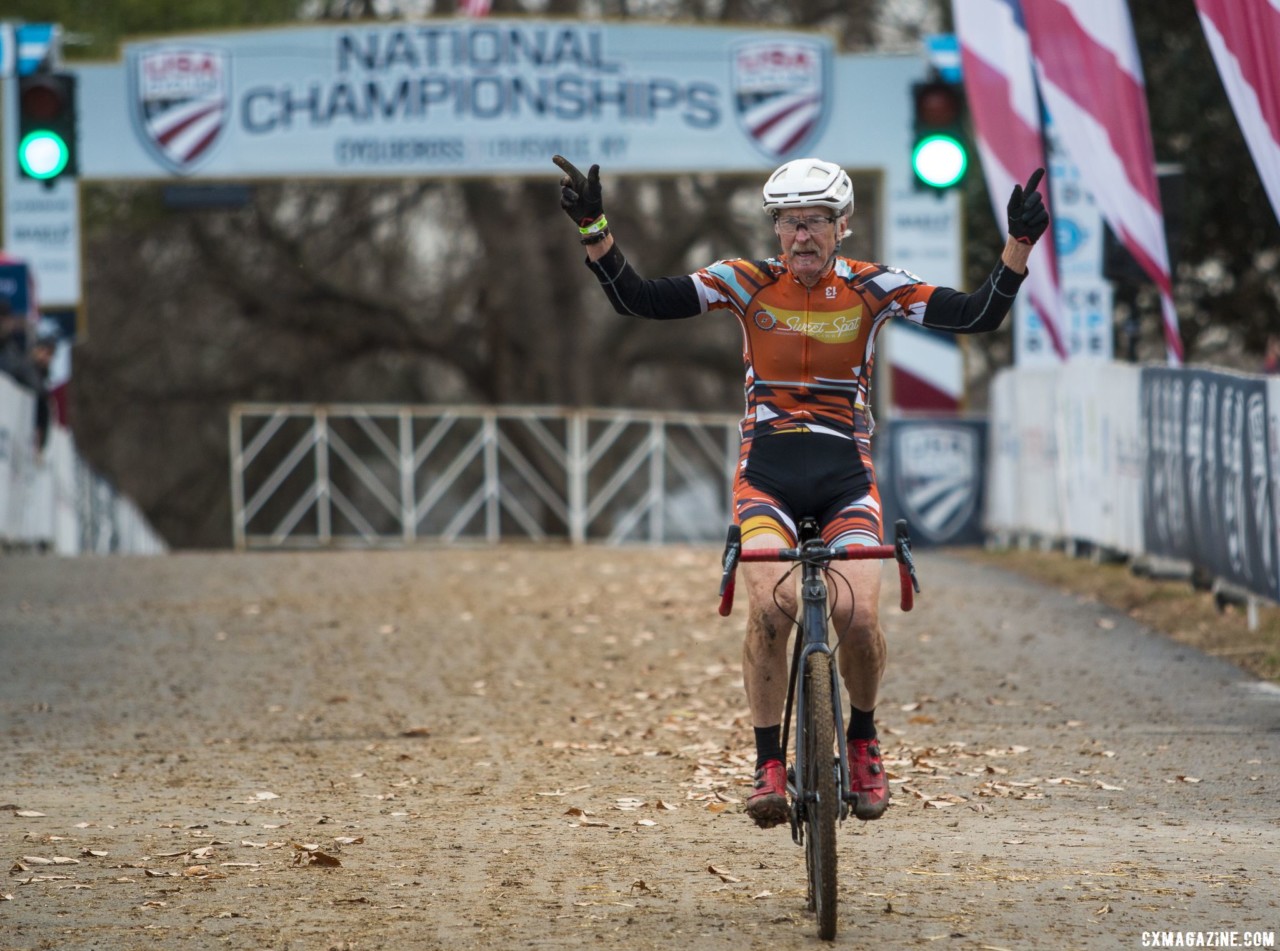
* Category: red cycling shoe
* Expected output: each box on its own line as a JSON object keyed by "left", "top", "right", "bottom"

{"left": 745, "top": 759, "right": 789, "bottom": 828}
{"left": 848, "top": 738, "right": 890, "bottom": 820}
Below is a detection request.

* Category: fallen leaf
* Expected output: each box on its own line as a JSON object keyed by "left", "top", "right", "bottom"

{"left": 630, "top": 880, "right": 652, "bottom": 895}
{"left": 635, "top": 819, "right": 657, "bottom": 827}
{"left": 80, "top": 849, "right": 109, "bottom": 858}
{"left": 708, "top": 865, "right": 740, "bottom": 883}
{"left": 14, "top": 810, "right": 46, "bottom": 818}
{"left": 333, "top": 836, "right": 364, "bottom": 846}
{"left": 753, "top": 890, "right": 773, "bottom": 900}
{"left": 400, "top": 727, "right": 431, "bottom": 737}
{"left": 291, "top": 844, "right": 341, "bottom": 868}
{"left": 1178, "top": 776, "right": 1202, "bottom": 784}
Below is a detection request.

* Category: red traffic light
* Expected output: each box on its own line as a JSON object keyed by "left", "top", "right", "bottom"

{"left": 19, "top": 75, "right": 74, "bottom": 122}
{"left": 913, "top": 81, "right": 963, "bottom": 127}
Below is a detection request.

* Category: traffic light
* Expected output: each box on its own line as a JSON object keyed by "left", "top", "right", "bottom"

{"left": 17, "top": 72, "right": 78, "bottom": 183}
{"left": 911, "top": 78, "right": 969, "bottom": 190}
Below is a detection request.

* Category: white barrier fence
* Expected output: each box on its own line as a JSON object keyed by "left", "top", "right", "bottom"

{"left": 230, "top": 404, "right": 740, "bottom": 549}
{"left": 986, "top": 361, "right": 1280, "bottom": 605}
{"left": 0, "top": 374, "right": 166, "bottom": 555}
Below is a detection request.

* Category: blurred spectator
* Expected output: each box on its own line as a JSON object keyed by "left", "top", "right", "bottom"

{"left": 1264, "top": 335, "right": 1280, "bottom": 375}
{"left": 0, "top": 298, "right": 31, "bottom": 384}
{"left": 29, "top": 330, "right": 56, "bottom": 451}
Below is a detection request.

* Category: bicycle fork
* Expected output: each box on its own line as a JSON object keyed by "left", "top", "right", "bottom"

{"left": 787, "top": 571, "right": 854, "bottom": 845}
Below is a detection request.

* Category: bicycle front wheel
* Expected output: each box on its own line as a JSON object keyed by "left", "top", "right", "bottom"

{"left": 803, "top": 649, "right": 838, "bottom": 940}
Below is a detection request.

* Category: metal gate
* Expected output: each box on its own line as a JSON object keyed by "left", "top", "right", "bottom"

{"left": 230, "top": 404, "right": 740, "bottom": 550}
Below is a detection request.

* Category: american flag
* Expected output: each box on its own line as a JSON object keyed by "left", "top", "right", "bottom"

{"left": 953, "top": 0, "right": 1068, "bottom": 362}
{"left": 1195, "top": 0, "right": 1280, "bottom": 224}
{"left": 1022, "top": 0, "right": 1184, "bottom": 365}
{"left": 460, "top": 0, "right": 492, "bottom": 17}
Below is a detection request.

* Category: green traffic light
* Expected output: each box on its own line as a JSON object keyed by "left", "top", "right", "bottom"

{"left": 18, "top": 130, "right": 70, "bottom": 180}
{"left": 912, "top": 133, "right": 968, "bottom": 189}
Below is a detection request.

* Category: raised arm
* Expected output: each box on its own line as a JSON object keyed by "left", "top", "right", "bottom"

{"left": 552, "top": 155, "right": 701, "bottom": 319}
{"left": 920, "top": 168, "right": 1049, "bottom": 333}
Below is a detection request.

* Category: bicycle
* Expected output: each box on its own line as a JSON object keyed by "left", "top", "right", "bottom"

{"left": 716, "top": 517, "right": 920, "bottom": 941}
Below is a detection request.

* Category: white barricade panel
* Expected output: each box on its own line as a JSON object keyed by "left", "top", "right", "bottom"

{"left": 1269, "top": 376, "right": 1280, "bottom": 598}
{"left": 1014, "top": 367, "right": 1064, "bottom": 538}
{"left": 984, "top": 369, "right": 1019, "bottom": 535}
{"left": 1099, "top": 364, "right": 1144, "bottom": 554}
{"left": 1057, "top": 362, "right": 1143, "bottom": 553}
{"left": 47, "top": 427, "right": 80, "bottom": 555}
{"left": 0, "top": 374, "right": 36, "bottom": 544}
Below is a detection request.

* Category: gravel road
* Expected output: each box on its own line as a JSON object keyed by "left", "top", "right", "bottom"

{"left": 1, "top": 547, "right": 1277, "bottom": 950}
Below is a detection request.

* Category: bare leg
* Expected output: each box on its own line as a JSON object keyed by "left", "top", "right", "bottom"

{"left": 741, "top": 535, "right": 797, "bottom": 728}
{"left": 828, "top": 558, "right": 886, "bottom": 714}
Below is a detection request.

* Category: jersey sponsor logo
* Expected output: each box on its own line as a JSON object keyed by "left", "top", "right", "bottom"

{"left": 781, "top": 311, "right": 863, "bottom": 344}
{"left": 892, "top": 425, "right": 979, "bottom": 543}
{"left": 731, "top": 38, "right": 829, "bottom": 160}
{"left": 130, "top": 46, "right": 231, "bottom": 174}
{"left": 754, "top": 310, "right": 778, "bottom": 330}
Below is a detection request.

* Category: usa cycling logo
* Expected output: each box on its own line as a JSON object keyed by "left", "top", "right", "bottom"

{"left": 892, "top": 425, "right": 980, "bottom": 543}
{"left": 731, "top": 38, "right": 831, "bottom": 160}
{"left": 130, "top": 46, "right": 230, "bottom": 174}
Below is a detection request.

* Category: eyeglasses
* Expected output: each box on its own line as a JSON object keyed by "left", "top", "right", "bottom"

{"left": 775, "top": 214, "right": 836, "bottom": 235}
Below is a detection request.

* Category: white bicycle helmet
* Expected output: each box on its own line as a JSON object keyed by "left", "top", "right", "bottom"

{"left": 761, "top": 158, "right": 855, "bottom": 216}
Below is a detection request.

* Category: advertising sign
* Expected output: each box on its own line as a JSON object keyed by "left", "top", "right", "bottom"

{"left": 1142, "top": 367, "right": 1278, "bottom": 601}
{"left": 70, "top": 22, "right": 931, "bottom": 186}
{"left": 878, "top": 417, "right": 988, "bottom": 546}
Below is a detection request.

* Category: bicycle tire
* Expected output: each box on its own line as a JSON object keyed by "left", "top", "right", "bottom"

{"left": 803, "top": 649, "right": 838, "bottom": 940}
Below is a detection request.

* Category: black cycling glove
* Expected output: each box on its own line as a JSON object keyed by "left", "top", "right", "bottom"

{"left": 1007, "top": 167, "right": 1049, "bottom": 245}
{"left": 553, "top": 155, "right": 610, "bottom": 244}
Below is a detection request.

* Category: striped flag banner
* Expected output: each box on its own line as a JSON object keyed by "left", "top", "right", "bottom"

{"left": 953, "top": 0, "right": 1068, "bottom": 363}
{"left": 1195, "top": 0, "right": 1280, "bottom": 224}
{"left": 1023, "top": 0, "right": 1184, "bottom": 365}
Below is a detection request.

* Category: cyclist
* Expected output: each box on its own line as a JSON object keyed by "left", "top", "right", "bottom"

{"left": 553, "top": 154, "right": 1047, "bottom": 827}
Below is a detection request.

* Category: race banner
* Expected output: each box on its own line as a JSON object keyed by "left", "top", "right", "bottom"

{"left": 1142, "top": 367, "right": 1278, "bottom": 601}
{"left": 877, "top": 417, "right": 988, "bottom": 547}
{"left": 66, "top": 21, "right": 941, "bottom": 184}
{"left": 73, "top": 21, "right": 860, "bottom": 179}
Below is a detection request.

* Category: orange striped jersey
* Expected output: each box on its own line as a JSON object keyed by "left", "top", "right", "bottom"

{"left": 693, "top": 255, "right": 935, "bottom": 441}
{"left": 586, "top": 246, "right": 1025, "bottom": 441}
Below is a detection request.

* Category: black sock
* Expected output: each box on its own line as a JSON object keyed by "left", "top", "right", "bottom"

{"left": 754, "top": 725, "right": 783, "bottom": 768}
{"left": 846, "top": 706, "right": 877, "bottom": 742}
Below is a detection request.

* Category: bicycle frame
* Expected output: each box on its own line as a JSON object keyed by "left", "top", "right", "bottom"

{"left": 718, "top": 518, "right": 920, "bottom": 827}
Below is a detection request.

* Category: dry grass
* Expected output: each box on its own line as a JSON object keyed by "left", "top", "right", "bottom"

{"left": 960, "top": 546, "right": 1280, "bottom": 684}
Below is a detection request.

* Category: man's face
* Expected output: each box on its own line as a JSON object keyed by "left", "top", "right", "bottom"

{"left": 774, "top": 207, "right": 845, "bottom": 286}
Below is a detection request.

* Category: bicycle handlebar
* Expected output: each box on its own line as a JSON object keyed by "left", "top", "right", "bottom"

{"left": 717, "top": 519, "right": 919, "bottom": 617}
